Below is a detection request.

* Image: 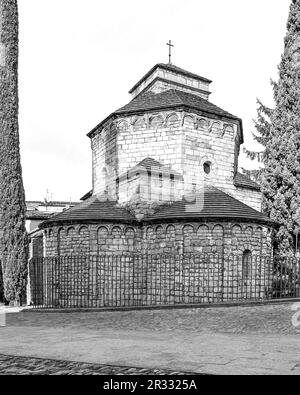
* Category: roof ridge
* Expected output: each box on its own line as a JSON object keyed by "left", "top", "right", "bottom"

{"left": 172, "top": 89, "right": 186, "bottom": 104}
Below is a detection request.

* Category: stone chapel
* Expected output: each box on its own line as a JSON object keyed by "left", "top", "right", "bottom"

{"left": 29, "top": 62, "right": 276, "bottom": 306}
{"left": 36, "top": 61, "right": 274, "bottom": 258}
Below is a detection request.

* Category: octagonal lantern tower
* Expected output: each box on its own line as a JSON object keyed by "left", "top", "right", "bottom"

{"left": 87, "top": 63, "right": 260, "bottom": 212}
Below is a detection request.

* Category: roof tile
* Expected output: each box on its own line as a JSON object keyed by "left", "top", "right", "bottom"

{"left": 144, "top": 186, "right": 271, "bottom": 225}
{"left": 26, "top": 211, "right": 55, "bottom": 220}
{"left": 115, "top": 89, "right": 239, "bottom": 121}
{"left": 126, "top": 157, "right": 181, "bottom": 177}
{"left": 234, "top": 172, "right": 261, "bottom": 191}
{"left": 40, "top": 195, "right": 135, "bottom": 226}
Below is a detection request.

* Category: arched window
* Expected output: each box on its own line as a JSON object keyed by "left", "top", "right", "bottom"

{"left": 242, "top": 250, "right": 252, "bottom": 282}
{"left": 198, "top": 118, "right": 208, "bottom": 130}
{"left": 211, "top": 121, "right": 222, "bottom": 134}
{"left": 118, "top": 121, "right": 130, "bottom": 131}
{"left": 183, "top": 115, "right": 194, "bottom": 127}
{"left": 166, "top": 113, "right": 179, "bottom": 128}
{"left": 150, "top": 116, "right": 164, "bottom": 128}
{"left": 224, "top": 124, "right": 234, "bottom": 137}
{"left": 203, "top": 161, "right": 212, "bottom": 175}
{"left": 133, "top": 117, "right": 146, "bottom": 130}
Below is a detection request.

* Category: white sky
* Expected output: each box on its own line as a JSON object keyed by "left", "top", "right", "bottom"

{"left": 18, "top": 0, "right": 291, "bottom": 202}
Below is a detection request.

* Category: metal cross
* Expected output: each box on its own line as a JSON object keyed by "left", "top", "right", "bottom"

{"left": 166, "top": 40, "right": 174, "bottom": 64}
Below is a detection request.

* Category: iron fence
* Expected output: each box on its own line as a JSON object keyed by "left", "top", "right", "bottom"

{"left": 28, "top": 254, "right": 300, "bottom": 309}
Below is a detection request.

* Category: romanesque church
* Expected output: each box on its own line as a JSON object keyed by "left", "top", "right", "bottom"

{"left": 30, "top": 61, "right": 275, "bottom": 306}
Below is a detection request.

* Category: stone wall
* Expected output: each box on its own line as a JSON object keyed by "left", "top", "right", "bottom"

{"left": 130, "top": 66, "right": 211, "bottom": 99}
{"left": 181, "top": 113, "right": 238, "bottom": 194}
{"left": 30, "top": 235, "right": 44, "bottom": 257}
{"left": 118, "top": 170, "right": 183, "bottom": 204}
{"left": 91, "top": 110, "right": 248, "bottom": 206}
{"left": 234, "top": 187, "right": 262, "bottom": 213}
{"left": 145, "top": 79, "right": 210, "bottom": 99}
{"left": 41, "top": 221, "right": 272, "bottom": 258}
{"left": 92, "top": 111, "right": 184, "bottom": 196}
{"left": 44, "top": 223, "right": 141, "bottom": 256}
{"left": 27, "top": 235, "right": 44, "bottom": 305}
{"left": 32, "top": 252, "right": 272, "bottom": 308}
{"left": 28, "top": 220, "right": 274, "bottom": 307}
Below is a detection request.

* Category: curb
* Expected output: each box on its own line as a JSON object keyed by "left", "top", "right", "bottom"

{"left": 21, "top": 298, "right": 300, "bottom": 314}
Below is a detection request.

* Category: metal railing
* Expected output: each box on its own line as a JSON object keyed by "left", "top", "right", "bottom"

{"left": 28, "top": 254, "right": 300, "bottom": 309}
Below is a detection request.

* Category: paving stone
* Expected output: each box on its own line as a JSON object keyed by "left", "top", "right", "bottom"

{"left": 6, "top": 303, "right": 300, "bottom": 335}
{"left": 0, "top": 354, "right": 194, "bottom": 375}
{"left": 1, "top": 303, "right": 299, "bottom": 375}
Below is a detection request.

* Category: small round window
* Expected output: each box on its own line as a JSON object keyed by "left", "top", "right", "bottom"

{"left": 203, "top": 162, "right": 211, "bottom": 175}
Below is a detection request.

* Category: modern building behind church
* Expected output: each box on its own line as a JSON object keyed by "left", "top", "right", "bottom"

{"left": 29, "top": 62, "right": 276, "bottom": 306}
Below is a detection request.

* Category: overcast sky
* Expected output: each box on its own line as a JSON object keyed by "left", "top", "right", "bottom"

{"left": 18, "top": 0, "right": 291, "bottom": 202}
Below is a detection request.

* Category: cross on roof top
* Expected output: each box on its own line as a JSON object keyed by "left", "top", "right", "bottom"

{"left": 166, "top": 40, "right": 174, "bottom": 64}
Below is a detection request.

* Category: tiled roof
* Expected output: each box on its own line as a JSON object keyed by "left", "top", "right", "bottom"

{"left": 87, "top": 89, "right": 243, "bottom": 140}
{"left": 26, "top": 201, "right": 78, "bottom": 209}
{"left": 144, "top": 186, "right": 272, "bottom": 225}
{"left": 47, "top": 201, "right": 78, "bottom": 206}
{"left": 234, "top": 172, "right": 261, "bottom": 191}
{"left": 129, "top": 63, "right": 212, "bottom": 93}
{"left": 40, "top": 188, "right": 270, "bottom": 227}
{"left": 40, "top": 195, "right": 136, "bottom": 227}
{"left": 115, "top": 89, "right": 240, "bottom": 121}
{"left": 123, "top": 157, "right": 181, "bottom": 177}
{"left": 138, "top": 157, "right": 168, "bottom": 169}
{"left": 26, "top": 210, "right": 55, "bottom": 220}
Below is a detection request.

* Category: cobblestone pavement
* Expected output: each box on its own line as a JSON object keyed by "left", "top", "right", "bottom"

{"left": 6, "top": 302, "right": 300, "bottom": 335}
{"left": 0, "top": 354, "right": 194, "bottom": 375}
{"left": 1, "top": 302, "right": 300, "bottom": 375}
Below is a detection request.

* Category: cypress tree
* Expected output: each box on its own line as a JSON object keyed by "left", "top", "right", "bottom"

{"left": 242, "top": 100, "right": 273, "bottom": 184}
{"left": 0, "top": 0, "right": 28, "bottom": 305}
{"left": 244, "top": 0, "right": 300, "bottom": 255}
{"left": 0, "top": 263, "right": 3, "bottom": 302}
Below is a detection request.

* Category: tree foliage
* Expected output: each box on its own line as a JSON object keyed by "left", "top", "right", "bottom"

{"left": 0, "top": 263, "right": 3, "bottom": 302}
{"left": 244, "top": 0, "right": 300, "bottom": 255}
{"left": 0, "top": 0, "right": 28, "bottom": 304}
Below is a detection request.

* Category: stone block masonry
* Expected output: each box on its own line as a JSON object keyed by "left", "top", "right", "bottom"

{"left": 28, "top": 62, "right": 273, "bottom": 308}
{"left": 90, "top": 109, "right": 258, "bottom": 210}
{"left": 28, "top": 220, "right": 273, "bottom": 307}
{"left": 43, "top": 221, "right": 272, "bottom": 257}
